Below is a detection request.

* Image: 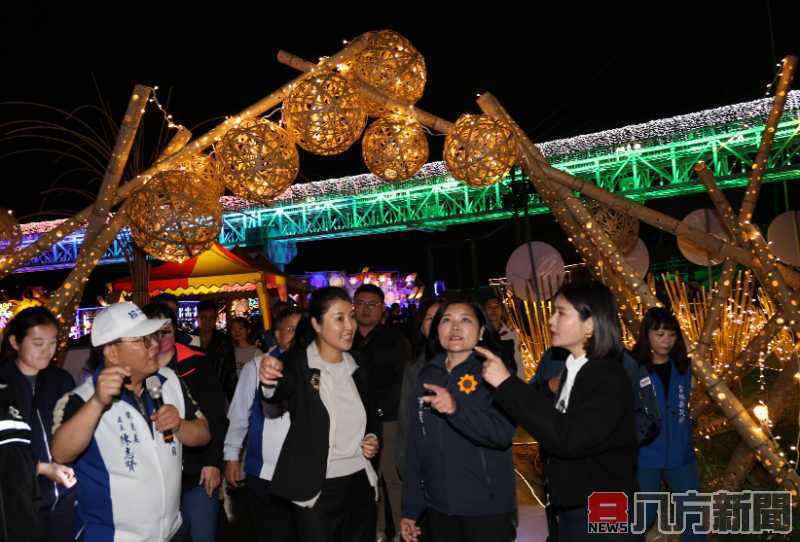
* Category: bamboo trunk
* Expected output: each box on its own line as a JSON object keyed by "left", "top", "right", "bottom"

{"left": 0, "top": 37, "right": 372, "bottom": 281}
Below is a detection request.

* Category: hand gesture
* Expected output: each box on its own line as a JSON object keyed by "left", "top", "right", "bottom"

{"left": 479, "top": 346, "right": 511, "bottom": 387}
{"left": 91, "top": 366, "right": 131, "bottom": 407}
{"left": 259, "top": 355, "right": 284, "bottom": 386}
{"left": 151, "top": 404, "right": 182, "bottom": 434}
{"left": 422, "top": 383, "right": 457, "bottom": 415}
{"left": 361, "top": 434, "right": 379, "bottom": 459}
{"left": 400, "top": 518, "right": 421, "bottom": 542}
{"left": 199, "top": 466, "right": 221, "bottom": 497}
{"left": 224, "top": 460, "right": 243, "bottom": 488}
{"left": 37, "top": 462, "right": 77, "bottom": 488}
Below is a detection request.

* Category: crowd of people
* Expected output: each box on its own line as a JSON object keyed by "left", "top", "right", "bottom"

{"left": 0, "top": 280, "right": 704, "bottom": 542}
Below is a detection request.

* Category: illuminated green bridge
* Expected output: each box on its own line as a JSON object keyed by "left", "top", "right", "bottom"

{"left": 16, "top": 91, "right": 800, "bottom": 271}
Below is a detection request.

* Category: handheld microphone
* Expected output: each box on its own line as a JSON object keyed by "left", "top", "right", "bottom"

{"left": 145, "top": 376, "right": 174, "bottom": 443}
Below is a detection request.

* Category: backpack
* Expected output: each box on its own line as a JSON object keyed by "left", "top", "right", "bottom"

{"left": 532, "top": 347, "right": 662, "bottom": 446}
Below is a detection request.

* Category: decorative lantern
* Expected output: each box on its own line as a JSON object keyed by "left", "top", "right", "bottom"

{"left": 585, "top": 199, "right": 640, "bottom": 254}
{"left": 361, "top": 115, "right": 428, "bottom": 182}
{"left": 443, "top": 114, "right": 519, "bottom": 187}
{"left": 348, "top": 30, "right": 426, "bottom": 117}
{"left": 174, "top": 153, "right": 224, "bottom": 197}
{"left": 128, "top": 170, "right": 221, "bottom": 263}
{"left": 217, "top": 118, "right": 299, "bottom": 203}
{"left": 0, "top": 209, "right": 22, "bottom": 258}
{"left": 283, "top": 71, "right": 367, "bottom": 155}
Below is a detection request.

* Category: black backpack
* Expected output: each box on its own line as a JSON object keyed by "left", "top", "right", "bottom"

{"left": 532, "top": 347, "right": 662, "bottom": 446}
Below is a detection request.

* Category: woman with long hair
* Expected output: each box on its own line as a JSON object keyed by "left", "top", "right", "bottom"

{"left": 400, "top": 299, "right": 517, "bottom": 542}
{"left": 632, "top": 307, "right": 703, "bottom": 541}
{"left": 483, "top": 281, "right": 640, "bottom": 540}
{"left": 258, "top": 287, "right": 380, "bottom": 542}
{"left": 229, "top": 316, "right": 260, "bottom": 376}
{"left": 0, "top": 307, "right": 77, "bottom": 542}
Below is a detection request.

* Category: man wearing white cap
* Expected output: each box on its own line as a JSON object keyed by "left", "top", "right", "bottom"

{"left": 51, "top": 302, "right": 211, "bottom": 542}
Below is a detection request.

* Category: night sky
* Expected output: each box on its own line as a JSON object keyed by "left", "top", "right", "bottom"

{"left": 1, "top": 4, "right": 798, "bottom": 297}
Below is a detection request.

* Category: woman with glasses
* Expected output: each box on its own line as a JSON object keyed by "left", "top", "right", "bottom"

{"left": 0, "top": 307, "right": 77, "bottom": 542}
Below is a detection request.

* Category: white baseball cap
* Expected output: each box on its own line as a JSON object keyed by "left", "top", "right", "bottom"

{"left": 91, "top": 302, "right": 169, "bottom": 347}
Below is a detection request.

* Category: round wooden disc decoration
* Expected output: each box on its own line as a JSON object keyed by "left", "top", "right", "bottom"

{"left": 505, "top": 242, "right": 565, "bottom": 301}
{"left": 348, "top": 30, "right": 426, "bottom": 117}
{"left": 767, "top": 210, "right": 800, "bottom": 267}
{"left": 443, "top": 114, "right": 519, "bottom": 187}
{"left": 585, "top": 199, "right": 639, "bottom": 254}
{"left": 129, "top": 170, "right": 222, "bottom": 263}
{"left": 174, "top": 153, "right": 224, "bottom": 197}
{"left": 361, "top": 115, "right": 428, "bottom": 182}
{"left": 677, "top": 208, "right": 730, "bottom": 266}
{"left": 624, "top": 238, "right": 650, "bottom": 279}
{"left": 218, "top": 118, "right": 299, "bottom": 203}
{"left": 0, "top": 208, "right": 22, "bottom": 257}
{"left": 283, "top": 71, "right": 367, "bottom": 156}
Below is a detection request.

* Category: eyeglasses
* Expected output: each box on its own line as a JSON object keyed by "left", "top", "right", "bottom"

{"left": 112, "top": 331, "right": 162, "bottom": 348}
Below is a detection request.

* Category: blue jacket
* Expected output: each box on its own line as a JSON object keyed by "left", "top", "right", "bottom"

{"left": 638, "top": 359, "right": 695, "bottom": 469}
{"left": 401, "top": 352, "right": 516, "bottom": 519}
{"left": 0, "top": 360, "right": 75, "bottom": 512}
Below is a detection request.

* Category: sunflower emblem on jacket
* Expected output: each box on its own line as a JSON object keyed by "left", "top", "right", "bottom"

{"left": 457, "top": 374, "right": 479, "bottom": 395}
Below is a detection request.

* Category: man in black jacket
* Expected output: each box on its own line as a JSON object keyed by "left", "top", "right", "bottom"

{"left": 144, "top": 302, "right": 228, "bottom": 542}
{"left": 194, "top": 300, "right": 237, "bottom": 402}
{"left": 350, "top": 284, "right": 412, "bottom": 540}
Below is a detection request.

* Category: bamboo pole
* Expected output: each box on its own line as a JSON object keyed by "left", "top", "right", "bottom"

{"left": 0, "top": 37, "right": 373, "bottom": 281}
{"left": 739, "top": 56, "right": 797, "bottom": 222}
{"left": 476, "top": 92, "right": 659, "bottom": 316}
{"left": 47, "top": 86, "right": 151, "bottom": 324}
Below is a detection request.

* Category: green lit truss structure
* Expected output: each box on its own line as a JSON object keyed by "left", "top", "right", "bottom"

{"left": 17, "top": 91, "right": 800, "bottom": 271}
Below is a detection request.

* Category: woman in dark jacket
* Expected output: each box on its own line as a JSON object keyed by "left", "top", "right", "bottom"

{"left": 259, "top": 287, "right": 381, "bottom": 542}
{"left": 400, "top": 299, "right": 516, "bottom": 542}
{"left": 483, "top": 281, "right": 640, "bottom": 541}
{"left": 633, "top": 308, "right": 703, "bottom": 541}
{"left": 0, "top": 307, "right": 77, "bottom": 542}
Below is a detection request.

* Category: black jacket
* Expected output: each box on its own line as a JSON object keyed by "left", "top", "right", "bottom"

{"left": 402, "top": 352, "right": 517, "bottom": 519}
{"left": 261, "top": 346, "right": 381, "bottom": 502}
{"left": 494, "top": 353, "right": 638, "bottom": 508}
{"left": 351, "top": 324, "right": 412, "bottom": 422}
{"left": 0, "top": 360, "right": 75, "bottom": 512}
{"left": 0, "top": 374, "right": 40, "bottom": 542}
{"left": 195, "top": 329, "right": 237, "bottom": 401}
{"left": 169, "top": 344, "right": 228, "bottom": 491}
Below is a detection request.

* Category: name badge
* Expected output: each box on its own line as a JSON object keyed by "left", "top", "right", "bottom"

{"left": 639, "top": 377, "right": 652, "bottom": 388}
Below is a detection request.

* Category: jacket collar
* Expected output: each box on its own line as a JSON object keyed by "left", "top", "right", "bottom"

{"left": 306, "top": 341, "right": 357, "bottom": 376}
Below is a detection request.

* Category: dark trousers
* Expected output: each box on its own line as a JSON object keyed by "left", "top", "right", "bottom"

{"left": 426, "top": 508, "right": 516, "bottom": 542}
{"left": 293, "top": 470, "right": 376, "bottom": 542}
{"left": 246, "top": 476, "right": 297, "bottom": 542}
{"left": 39, "top": 494, "right": 77, "bottom": 542}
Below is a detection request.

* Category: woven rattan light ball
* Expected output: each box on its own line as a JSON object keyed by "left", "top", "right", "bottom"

{"left": 217, "top": 118, "right": 299, "bottom": 203}
{"left": 349, "top": 30, "right": 426, "bottom": 117}
{"left": 586, "top": 199, "right": 640, "bottom": 254}
{"left": 283, "top": 71, "right": 367, "bottom": 156}
{"left": 443, "top": 114, "right": 519, "bottom": 187}
{"left": 362, "top": 115, "right": 428, "bottom": 182}
{"left": 0, "top": 209, "right": 22, "bottom": 257}
{"left": 174, "top": 153, "right": 224, "bottom": 196}
{"left": 129, "top": 170, "right": 222, "bottom": 263}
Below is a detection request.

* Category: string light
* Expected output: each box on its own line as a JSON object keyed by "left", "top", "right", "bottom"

{"left": 148, "top": 85, "right": 186, "bottom": 131}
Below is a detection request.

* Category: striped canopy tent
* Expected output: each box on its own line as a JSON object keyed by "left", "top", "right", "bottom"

{"left": 109, "top": 243, "right": 287, "bottom": 329}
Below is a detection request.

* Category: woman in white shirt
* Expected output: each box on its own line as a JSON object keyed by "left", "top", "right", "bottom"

{"left": 259, "top": 287, "right": 381, "bottom": 542}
